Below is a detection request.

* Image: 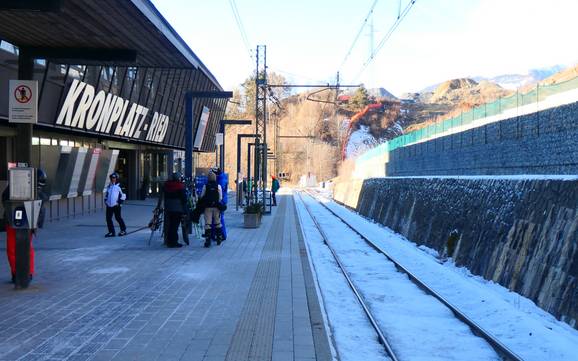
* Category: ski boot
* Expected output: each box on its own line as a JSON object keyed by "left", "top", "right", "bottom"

{"left": 215, "top": 228, "right": 224, "bottom": 246}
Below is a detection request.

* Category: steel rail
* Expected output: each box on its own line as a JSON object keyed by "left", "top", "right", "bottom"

{"left": 305, "top": 190, "right": 525, "bottom": 361}
{"left": 297, "top": 192, "right": 399, "bottom": 361}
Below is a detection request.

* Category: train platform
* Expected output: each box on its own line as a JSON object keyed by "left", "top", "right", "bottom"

{"left": 0, "top": 192, "right": 332, "bottom": 361}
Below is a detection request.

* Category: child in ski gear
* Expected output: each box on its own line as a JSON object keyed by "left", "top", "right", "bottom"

{"left": 104, "top": 172, "right": 127, "bottom": 237}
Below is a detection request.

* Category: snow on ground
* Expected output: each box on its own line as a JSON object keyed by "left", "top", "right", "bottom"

{"left": 346, "top": 125, "right": 376, "bottom": 158}
{"left": 311, "top": 192, "right": 578, "bottom": 361}
{"left": 296, "top": 192, "right": 500, "bottom": 361}
{"left": 294, "top": 193, "right": 390, "bottom": 361}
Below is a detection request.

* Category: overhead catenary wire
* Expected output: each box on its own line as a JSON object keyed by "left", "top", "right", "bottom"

{"left": 338, "top": 0, "right": 379, "bottom": 71}
{"left": 228, "top": 0, "right": 252, "bottom": 61}
{"left": 353, "top": 0, "right": 417, "bottom": 82}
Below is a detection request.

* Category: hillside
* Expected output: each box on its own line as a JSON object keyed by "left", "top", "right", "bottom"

{"left": 199, "top": 64, "right": 578, "bottom": 183}
{"left": 343, "top": 64, "right": 577, "bottom": 155}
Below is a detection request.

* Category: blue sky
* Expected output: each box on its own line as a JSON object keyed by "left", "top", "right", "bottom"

{"left": 152, "top": 0, "right": 578, "bottom": 96}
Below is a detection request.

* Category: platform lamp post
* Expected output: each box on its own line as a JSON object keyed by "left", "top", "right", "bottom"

{"left": 218, "top": 119, "right": 252, "bottom": 171}
{"left": 184, "top": 91, "right": 233, "bottom": 182}
{"left": 184, "top": 91, "right": 231, "bottom": 236}
{"left": 236, "top": 134, "right": 260, "bottom": 210}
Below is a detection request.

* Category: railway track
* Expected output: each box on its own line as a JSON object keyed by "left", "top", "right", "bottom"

{"left": 296, "top": 190, "right": 524, "bottom": 361}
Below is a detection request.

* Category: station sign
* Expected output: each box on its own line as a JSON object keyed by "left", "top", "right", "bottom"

{"left": 55, "top": 79, "right": 169, "bottom": 144}
{"left": 9, "top": 80, "right": 38, "bottom": 123}
{"left": 215, "top": 132, "right": 224, "bottom": 146}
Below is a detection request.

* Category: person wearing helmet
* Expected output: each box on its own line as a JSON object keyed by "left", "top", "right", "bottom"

{"left": 104, "top": 172, "right": 127, "bottom": 237}
{"left": 200, "top": 171, "right": 223, "bottom": 247}
{"left": 1, "top": 168, "right": 47, "bottom": 284}
{"left": 157, "top": 172, "right": 187, "bottom": 248}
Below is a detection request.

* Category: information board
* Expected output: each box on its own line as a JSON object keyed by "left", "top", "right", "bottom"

{"left": 215, "top": 132, "right": 224, "bottom": 146}
{"left": 9, "top": 168, "right": 35, "bottom": 200}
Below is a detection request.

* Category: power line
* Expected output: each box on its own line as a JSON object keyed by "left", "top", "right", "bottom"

{"left": 228, "top": 0, "right": 252, "bottom": 60}
{"left": 353, "top": 0, "right": 417, "bottom": 82}
{"left": 338, "top": 0, "right": 379, "bottom": 71}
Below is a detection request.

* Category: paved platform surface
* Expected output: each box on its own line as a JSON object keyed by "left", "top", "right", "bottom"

{"left": 0, "top": 193, "right": 332, "bottom": 361}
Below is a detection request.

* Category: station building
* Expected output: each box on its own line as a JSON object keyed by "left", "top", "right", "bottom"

{"left": 0, "top": 0, "right": 226, "bottom": 221}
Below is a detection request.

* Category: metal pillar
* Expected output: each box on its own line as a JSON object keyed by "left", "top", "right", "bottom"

{"left": 247, "top": 142, "right": 257, "bottom": 205}
{"left": 184, "top": 95, "right": 195, "bottom": 181}
{"left": 255, "top": 45, "right": 267, "bottom": 206}
{"left": 15, "top": 48, "right": 33, "bottom": 165}
{"left": 220, "top": 119, "right": 252, "bottom": 172}
{"left": 13, "top": 49, "right": 34, "bottom": 289}
{"left": 236, "top": 133, "right": 260, "bottom": 210}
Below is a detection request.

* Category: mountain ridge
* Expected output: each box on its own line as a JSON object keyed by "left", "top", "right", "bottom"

{"left": 418, "top": 65, "right": 566, "bottom": 93}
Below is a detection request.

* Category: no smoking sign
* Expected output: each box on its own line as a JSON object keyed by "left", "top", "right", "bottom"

{"left": 9, "top": 80, "right": 38, "bottom": 123}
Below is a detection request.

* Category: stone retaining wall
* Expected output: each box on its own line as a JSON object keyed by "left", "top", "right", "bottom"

{"left": 387, "top": 101, "right": 578, "bottom": 176}
{"left": 350, "top": 177, "right": 578, "bottom": 327}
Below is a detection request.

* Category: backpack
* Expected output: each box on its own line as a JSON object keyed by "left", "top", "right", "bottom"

{"left": 204, "top": 181, "right": 219, "bottom": 207}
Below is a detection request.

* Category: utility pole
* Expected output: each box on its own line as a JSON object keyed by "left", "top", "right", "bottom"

{"left": 273, "top": 110, "right": 280, "bottom": 179}
{"left": 254, "top": 45, "right": 267, "bottom": 205}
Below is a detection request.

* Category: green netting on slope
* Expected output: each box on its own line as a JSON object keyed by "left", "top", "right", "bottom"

{"left": 370, "top": 75, "right": 578, "bottom": 155}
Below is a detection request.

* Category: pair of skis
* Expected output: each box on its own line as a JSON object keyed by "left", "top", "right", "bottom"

{"left": 147, "top": 207, "right": 191, "bottom": 246}
{"left": 148, "top": 207, "right": 163, "bottom": 246}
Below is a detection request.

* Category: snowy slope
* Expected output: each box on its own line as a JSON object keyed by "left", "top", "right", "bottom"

{"left": 346, "top": 125, "right": 376, "bottom": 158}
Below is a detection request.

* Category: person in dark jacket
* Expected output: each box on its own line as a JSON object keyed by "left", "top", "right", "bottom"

{"left": 200, "top": 171, "right": 223, "bottom": 247}
{"left": 159, "top": 172, "right": 187, "bottom": 248}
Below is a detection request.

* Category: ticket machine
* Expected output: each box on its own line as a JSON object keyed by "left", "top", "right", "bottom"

{"left": 3, "top": 167, "right": 42, "bottom": 289}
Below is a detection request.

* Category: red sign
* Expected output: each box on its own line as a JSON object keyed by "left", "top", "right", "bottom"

{"left": 14, "top": 85, "right": 32, "bottom": 104}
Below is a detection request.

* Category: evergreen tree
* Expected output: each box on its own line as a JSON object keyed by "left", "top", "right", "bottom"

{"left": 226, "top": 72, "right": 289, "bottom": 120}
{"left": 349, "top": 86, "right": 370, "bottom": 111}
